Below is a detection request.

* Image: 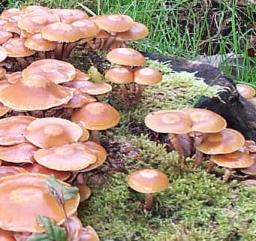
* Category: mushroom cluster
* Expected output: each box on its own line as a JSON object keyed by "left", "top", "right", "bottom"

{"left": 145, "top": 108, "right": 256, "bottom": 181}
{"left": 105, "top": 47, "right": 162, "bottom": 105}
{"left": 0, "top": 6, "right": 148, "bottom": 69}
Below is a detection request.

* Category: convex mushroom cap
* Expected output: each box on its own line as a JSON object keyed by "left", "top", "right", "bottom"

{"left": 128, "top": 169, "right": 169, "bottom": 193}
{"left": 134, "top": 67, "right": 162, "bottom": 85}
{"left": 145, "top": 110, "right": 192, "bottom": 134}
{"left": 105, "top": 67, "right": 134, "bottom": 84}
{"left": 25, "top": 33, "right": 57, "bottom": 51}
{"left": 72, "top": 102, "right": 120, "bottom": 130}
{"left": 71, "top": 19, "right": 99, "bottom": 38}
{"left": 34, "top": 143, "right": 97, "bottom": 171}
{"left": 197, "top": 128, "right": 245, "bottom": 155}
{"left": 106, "top": 48, "right": 146, "bottom": 66}
{"left": 51, "top": 9, "right": 88, "bottom": 23}
{"left": 210, "top": 150, "right": 254, "bottom": 169}
{"left": 0, "top": 173, "right": 79, "bottom": 232}
{"left": 25, "top": 117, "right": 83, "bottom": 148}
{"left": 237, "top": 84, "right": 255, "bottom": 99}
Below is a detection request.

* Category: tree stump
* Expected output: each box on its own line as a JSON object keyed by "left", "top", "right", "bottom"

{"left": 144, "top": 52, "right": 256, "bottom": 141}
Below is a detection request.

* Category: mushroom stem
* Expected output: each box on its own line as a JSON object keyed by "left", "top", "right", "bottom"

{"left": 120, "top": 84, "right": 128, "bottom": 101}
{"left": 103, "top": 34, "right": 117, "bottom": 50}
{"left": 62, "top": 42, "right": 80, "bottom": 59}
{"left": 16, "top": 57, "right": 28, "bottom": 69}
{"left": 168, "top": 133, "right": 185, "bottom": 161}
{"left": 144, "top": 193, "right": 154, "bottom": 211}
{"left": 38, "top": 51, "right": 46, "bottom": 59}
{"left": 193, "top": 132, "right": 204, "bottom": 168}
{"left": 55, "top": 43, "right": 64, "bottom": 59}
{"left": 207, "top": 160, "right": 216, "bottom": 173}
{"left": 223, "top": 168, "right": 232, "bottom": 182}
{"left": 90, "top": 130, "right": 100, "bottom": 144}
{"left": 134, "top": 84, "right": 145, "bottom": 102}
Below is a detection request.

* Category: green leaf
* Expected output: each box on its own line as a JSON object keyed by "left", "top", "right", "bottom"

{"left": 46, "top": 175, "right": 79, "bottom": 203}
{"left": 34, "top": 215, "right": 68, "bottom": 241}
{"left": 27, "top": 233, "right": 49, "bottom": 241}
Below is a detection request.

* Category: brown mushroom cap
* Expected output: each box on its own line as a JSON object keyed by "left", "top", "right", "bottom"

{"left": 25, "top": 117, "right": 83, "bottom": 148}
{"left": 0, "top": 229, "right": 16, "bottom": 241}
{"left": 22, "top": 59, "right": 76, "bottom": 84}
{"left": 106, "top": 48, "right": 145, "bottom": 66}
{"left": 116, "top": 22, "right": 149, "bottom": 41}
{"left": 134, "top": 67, "right": 162, "bottom": 85}
{"left": 51, "top": 9, "right": 88, "bottom": 23}
{"left": 6, "top": 72, "right": 22, "bottom": 84}
{"left": 1, "top": 8, "right": 21, "bottom": 19}
{"left": 77, "top": 123, "right": 90, "bottom": 142}
{"left": 145, "top": 110, "right": 192, "bottom": 134}
{"left": 92, "top": 15, "right": 133, "bottom": 32}
{"left": 0, "top": 116, "right": 35, "bottom": 146}
{"left": 184, "top": 108, "right": 227, "bottom": 133}
{"left": 65, "top": 80, "right": 112, "bottom": 96}
{"left": 0, "top": 143, "right": 37, "bottom": 164}
{"left": 24, "top": 33, "right": 57, "bottom": 51}
{"left": 105, "top": 67, "right": 134, "bottom": 84}
{"left": 0, "top": 77, "right": 74, "bottom": 111}
{"left": 42, "top": 22, "right": 83, "bottom": 42}
{"left": 241, "top": 162, "right": 256, "bottom": 175}
{"left": 78, "top": 226, "right": 100, "bottom": 241}
{"left": 0, "top": 173, "right": 80, "bottom": 232}
{"left": 18, "top": 13, "right": 60, "bottom": 34}
{"left": 71, "top": 19, "right": 99, "bottom": 38}
{"left": 0, "top": 166, "right": 27, "bottom": 179}
{"left": 76, "top": 184, "right": 91, "bottom": 202}
{"left": 127, "top": 169, "right": 169, "bottom": 193}
{"left": 0, "top": 103, "right": 9, "bottom": 117}
{"left": 72, "top": 102, "right": 120, "bottom": 130}
{"left": 237, "top": 84, "right": 255, "bottom": 99}
{"left": 2, "top": 38, "right": 35, "bottom": 58}
{"left": 34, "top": 143, "right": 97, "bottom": 171}
{"left": 0, "top": 31, "right": 12, "bottom": 45}
{"left": 197, "top": 128, "right": 245, "bottom": 155}
{"left": 0, "top": 47, "right": 7, "bottom": 63}
{"left": 211, "top": 150, "right": 254, "bottom": 169}
{"left": 81, "top": 141, "right": 107, "bottom": 171}
{"left": 1, "top": 21, "right": 20, "bottom": 35}
{"left": 23, "top": 163, "right": 71, "bottom": 181}
{"left": 64, "top": 91, "right": 97, "bottom": 109}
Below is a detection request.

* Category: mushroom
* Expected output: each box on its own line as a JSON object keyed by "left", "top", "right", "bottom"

{"left": 127, "top": 169, "right": 169, "bottom": 210}
{"left": 0, "top": 166, "right": 27, "bottom": 179}
{"left": 0, "top": 116, "right": 35, "bottom": 146}
{"left": 145, "top": 110, "right": 192, "bottom": 159}
{"left": 210, "top": 150, "right": 254, "bottom": 182}
{"left": 0, "top": 31, "right": 13, "bottom": 45}
{"left": 0, "top": 75, "right": 74, "bottom": 111}
{"left": 78, "top": 226, "right": 100, "bottom": 241}
{"left": 0, "top": 173, "right": 80, "bottom": 232}
{"left": 0, "top": 143, "right": 37, "bottom": 164}
{"left": 6, "top": 71, "right": 22, "bottom": 84}
{"left": 62, "top": 215, "right": 83, "bottom": 241}
{"left": 241, "top": 162, "right": 256, "bottom": 176}
{"left": 22, "top": 59, "right": 76, "bottom": 84}
{"left": 25, "top": 117, "right": 83, "bottom": 148}
{"left": 237, "top": 83, "right": 255, "bottom": 99}
{"left": 76, "top": 184, "right": 92, "bottom": 202}
{"left": 51, "top": 9, "right": 88, "bottom": 24}
{"left": 72, "top": 102, "right": 120, "bottom": 143}
{"left": 34, "top": 143, "right": 97, "bottom": 171}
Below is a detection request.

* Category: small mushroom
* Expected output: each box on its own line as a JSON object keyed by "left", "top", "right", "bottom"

{"left": 78, "top": 226, "right": 100, "bottom": 241}
{"left": 76, "top": 184, "right": 92, "bottom": 202}
{"left": 127, "top": 169, "right": 169, "bottom": 210}
{"left": 237, "top": 83, "right": 255, "bottom": 99}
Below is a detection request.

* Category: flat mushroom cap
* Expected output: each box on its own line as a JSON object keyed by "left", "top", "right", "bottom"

{"left": 0, "top": 31, "right": 12, "bottom": 45}
{"left": 0, "top": 47, "right": 7, "bottom": 63}
{"left": 184, "top": 108, "right": 227, "bottom": 133}
{"left": 25, "top": 117, "right": 83, "bottom": 148}
{"left": 81, "top": 141, "right": 107, "bottom": 171}
{"left": 0, "top": 229, "right": 16, "bottom": 241}
{"left": 107, "top": 48, "right": 145, "bottom": 66}
{"left": 237, "top": 84, "right": 255, "bottom": 99}
{"left": 105, "top": 67, "right": 134, "bottom": 84}
{"left": 0, "top": 116, "right": 35, "bottom": 146}
{"left": 210, "top": 151, "right": 254, "bottom": 169}
{"left": 128, "top": 169, "right": 169, "bottom": 194}
{"left": 42, "top": 22, "right": 83, "bottom": 42}
{"left": 72, "top": 19, "right": 99, "bottom": 38}
{"left": 22, "top": 59, "right": 76, "bottom": 84}
{"left": 78, "top": 226, "right": 100, "bottom": 241}
{"left": 0, "top": 166, "right": 27, "bottom": 179}
{"left": 18, "top": 13, "right": 60, "bottom": 34}
{"left": 51, "top": 9, "right": 88, "bottom": 23}
{"left": 65, "top": 80, "right": 112, "bottom": 96}
{"left": 0, "top": 173, "right": 80, "bottom": 233}
{"left": 134, "top": 67, "right": 162, "bottom": 85}
{"left": 72, "top": 102, "right": 120, "bottom": 130}
{"left": 116, "top": 22, "right": 149, "bottom": 41}
{"left": 24, "top": 33, "right": 57, "bottom": 51}
{"left": 197, "top": 128, "right": 245, "bottom": 155}
{"left": 23, "top": 163, "right": 71, "bottom": 181}
{"left": 145, "top": 110, "right": 192, "bottom": 134}
{"left": 0, "top": 143, "right": 37, "bottom": 164}
{"left": 2, "top": 38, "right": 35, "bottom": 58}
{"left": 241, "top": 162, "right": 256, "bottom": 175}
{"left": 0, "top": 77, "right": 74, "bottom": 111}
{"left": 92, "top": 15, "right": 133, "bottom": 32}
{"left": 34, "top": 143, "right": 97, "bottom": 171}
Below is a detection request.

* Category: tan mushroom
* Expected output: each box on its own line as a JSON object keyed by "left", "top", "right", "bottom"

{"left": 237, "top": 83, "right": 255, "bottom": 99}
{"left": 78, "top": 226, "right": 100, "bottom": 241}
{"left": 0, "top": 166, "right": 27, "bottom": 179}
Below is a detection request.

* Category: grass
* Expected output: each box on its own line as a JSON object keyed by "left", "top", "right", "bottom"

{"left": 2, "top": 1, "right": 256, "bottom": 240}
